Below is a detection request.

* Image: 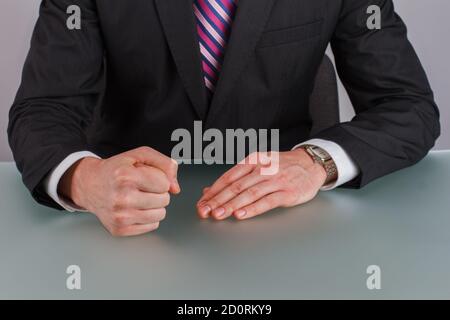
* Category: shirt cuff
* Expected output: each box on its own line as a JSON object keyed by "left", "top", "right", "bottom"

{"left": 292, "top": 139, "right": 360, "bottom": 190}
{"left": 43, "top": 151, "right": 101, "bottom": 212}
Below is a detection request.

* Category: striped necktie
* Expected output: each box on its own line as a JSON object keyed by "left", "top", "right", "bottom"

{"left": 193, "top": 0, "right": 238, "bottom": 100}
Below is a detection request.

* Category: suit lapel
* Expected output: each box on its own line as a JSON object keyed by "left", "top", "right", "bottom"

{"left": 205, "top": 0, "right": 276, "bottom": 126}
{"left": 155, "top": 0, "right": 208, "bottom": 119}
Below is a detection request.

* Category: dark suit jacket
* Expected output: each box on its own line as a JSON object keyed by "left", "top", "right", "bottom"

{"left": 8, "top": 0, "right": 440, "bottom": 210}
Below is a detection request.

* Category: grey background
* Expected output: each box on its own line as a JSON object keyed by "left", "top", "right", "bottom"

{"left": 0, "top": 0, "right": 449, "bottom": 161}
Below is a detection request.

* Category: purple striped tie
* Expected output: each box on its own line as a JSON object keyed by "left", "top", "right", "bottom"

{"left": 193, "top": 0, "right": 238, "bottom": 99}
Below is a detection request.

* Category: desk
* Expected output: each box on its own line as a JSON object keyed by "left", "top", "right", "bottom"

{"left": 1, "top": 151, "right": 450, "bottom": 299}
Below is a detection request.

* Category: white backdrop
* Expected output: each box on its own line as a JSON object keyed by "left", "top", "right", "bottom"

{"left": 0, "top": 0, "right": 449, "bottom": 161}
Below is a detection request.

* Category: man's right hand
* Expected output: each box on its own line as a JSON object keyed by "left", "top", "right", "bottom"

{"left": 58, "top": 147, "right": 180, "bottom": 237}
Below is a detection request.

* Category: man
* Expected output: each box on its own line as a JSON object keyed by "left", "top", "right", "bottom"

{"left": 8, "top": 0, "right": 440, "bottom": 237}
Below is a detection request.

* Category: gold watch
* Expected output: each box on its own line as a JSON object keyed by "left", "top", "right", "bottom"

{"left": 301, "top": 145, "right": 338, "bottom": 186}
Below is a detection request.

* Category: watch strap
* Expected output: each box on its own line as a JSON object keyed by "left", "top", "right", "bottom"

{"left": 302, "top": 145, "right": 338, "bottom": 185}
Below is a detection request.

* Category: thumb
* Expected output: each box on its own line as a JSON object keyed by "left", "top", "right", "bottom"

{"left": 127, "top": 147, "right": 181, "bottom": 193}
{"left": 168, "top": 159, "right": 181, "bottom": 194}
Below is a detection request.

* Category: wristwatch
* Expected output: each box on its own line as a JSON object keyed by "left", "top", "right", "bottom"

{"left": 301, "top": 145, "right": 338, "bottom": 186}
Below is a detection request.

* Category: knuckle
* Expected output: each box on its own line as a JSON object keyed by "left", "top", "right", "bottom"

{"left": 111, "top": 199, "right": 121, "bottom": 211}
{"left": 137, "top": 146, "right": 152, "bottom": 153}
{"left": 150, "top": 222, "right": 160, "bottom": 232}
{"left": 246, "top": 187, "right": 259, "bottom": 198}
{"left": 113, "top": 166, "right": 127, "bottom": 179}
{"left": 161, "top": 193, "right": 171, "bottom": 207}
{"left": 112, "top": 214, "right": 128, "bottom": 226}
{"left": 169, "top": 160, "right": 178, "bottom": 172}
{"left": 112, "top": 168, "right": 131, "bottom": 186}
{"left": 223, "top": 175, "right": 235, "bottom": 185}
{"left": 220, "top": 172, "right": 233, "bottom": 184}
{"left": 148, "top": 168, "right": 171, "bottom": 192}
{"left": 112, "top": 192, "right": 131, "bottom": 210}
{"left": 207, "top": 198, "right": 219, "bottom": 209}
{"left": 110, "top": 191, "right": 121, "bottom": 210}
{"left": 121, "top": 156, "right": 135, "bottom": 164}
{"left": 196, "top": 200, "right": 204, "bottom": 209}
{"left": 230, "top": 182, "right": 244, "bottom": 195}
{"left": 160, "top": 178, "right": 171, "bottom": 192}
{"left": 151, "top": 208, "right": 167, "bottom": 222}
{"left": 109, "top": 226, "right": 125, "bottom": 237}
{"left": 158, "top": 208, "right": 167, "bottom": 221}
{"left": 115, "top": 153, "right": 135, "bottom": 166}
{"left": 116, "top": 176, "right": 131, "bottom": 188}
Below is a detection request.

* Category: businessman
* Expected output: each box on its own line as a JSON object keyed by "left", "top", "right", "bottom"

{"left": 8, "top": 0, "right": 440, "bottom": 236}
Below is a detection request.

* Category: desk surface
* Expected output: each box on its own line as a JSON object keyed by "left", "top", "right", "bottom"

{"left": 1, "top": 151, "right": 450, "bottom": 299}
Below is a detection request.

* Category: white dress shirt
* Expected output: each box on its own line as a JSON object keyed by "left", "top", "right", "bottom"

{"left": 44, "top": 139, "right": 360, "bottom": 212}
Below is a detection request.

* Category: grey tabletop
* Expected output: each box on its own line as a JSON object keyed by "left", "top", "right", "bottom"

{"left": 1, "top": 151, "right": 450, "bottom": 299}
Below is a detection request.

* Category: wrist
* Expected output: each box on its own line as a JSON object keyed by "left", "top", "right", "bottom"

{"left": 291, "top": 148, "right": 327, "bottom": 186}
{"left": 300, "top": 145, "right": 338, "bottom": 186}
{"left": 58, "top": 157, "right": 102, "bottom": 208}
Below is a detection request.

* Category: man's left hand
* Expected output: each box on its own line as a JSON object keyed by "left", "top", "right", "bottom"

{"left": 196, "top": 149, "right": 327, "bottom": 220}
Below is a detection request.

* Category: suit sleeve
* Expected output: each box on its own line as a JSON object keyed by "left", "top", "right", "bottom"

{"left": 312, "top": 0, "right": 441, "bottom": 188}
{"left": 8, "top": 0, "right": 104, "bottom": 209}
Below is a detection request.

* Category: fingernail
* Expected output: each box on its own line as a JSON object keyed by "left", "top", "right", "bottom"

{"left": 234, "top": 209, "right": 247, "bottom": 219}
{"left": 199, "top": 205, "right": 212, "bottom": 217}
{"left": 213, "top": 207, "right": 226, "bottom": 218}
{"left": 171, "top": 184, "right": 180, "bottom": 194}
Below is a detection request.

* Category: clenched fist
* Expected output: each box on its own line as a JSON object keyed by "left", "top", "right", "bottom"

{"left": 58, "top": 147, "right": 180, "bottom": 237}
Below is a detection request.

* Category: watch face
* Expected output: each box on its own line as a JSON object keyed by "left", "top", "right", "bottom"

{"left": 311, "top": 147, "right": 330, "bottom": 161}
